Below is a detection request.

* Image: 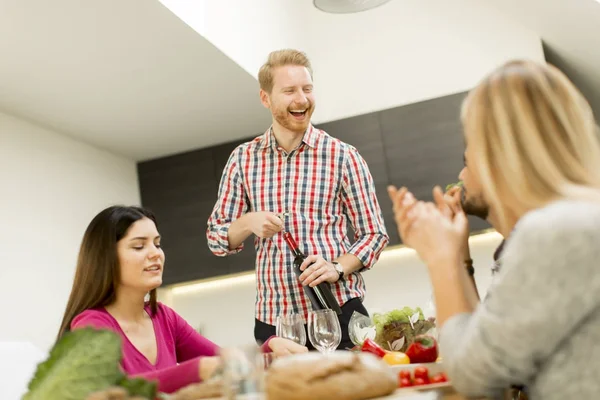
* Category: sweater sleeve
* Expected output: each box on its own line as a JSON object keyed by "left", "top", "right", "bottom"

{"left": 128, "top": 357, "right": 202, "bottom": 394}
{"left": 160, "top": 304, "right": 220, "bottom": 362}
{"left": 439, "top": 202, "right": 600, "bottom": 398}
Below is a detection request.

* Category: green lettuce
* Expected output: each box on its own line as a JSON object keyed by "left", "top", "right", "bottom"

{"left": 372, "top": 307, "right": 425, "bottom": 333}
{"left": 23, "top": 327, "right": 156, "bottom": 400}
{"left": 445, "top": 181, "right": 464, "bottom": 191}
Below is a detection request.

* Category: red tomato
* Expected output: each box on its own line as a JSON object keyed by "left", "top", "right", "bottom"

{"left": 414, "top": 377, "right": 427, "bottom": 386}
{"left": 399, "top": 370, "right": 411, "bottom": 380}
{"left": 414, "top": 366, "right": 429, "bottom": 382}
{"left": 399, "top": 377, "right": 413, "bottom": 388}
{"left": 431, "top": 373, "right": 448, "bottom": 384}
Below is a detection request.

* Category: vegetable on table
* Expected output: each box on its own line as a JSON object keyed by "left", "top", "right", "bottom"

{"left": 397, "top": 366, "right": 448, "bottom": 389}
{"left": 405, "top": 335, "right": 438, "bottom": 364}
{"left": 382, "top": 351, "right": 410, "bottom": 365}
{"left": 360, "top": 338, "right": 387, "bottom": 358}
{"left": 372, "top": 307, "right": 435, "bottom": 352}
{"left": 23, "top": 327, "right": 156, "bottom": 400}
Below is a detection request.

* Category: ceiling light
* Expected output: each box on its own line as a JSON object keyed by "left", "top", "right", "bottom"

{"left": 313, "top": 0, "right": 394, "bottom": 14}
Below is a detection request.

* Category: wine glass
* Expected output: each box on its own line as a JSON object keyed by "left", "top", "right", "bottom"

{"left": 308, "top": 309, "right": 342, "bottom": 354}
{"left": 276, "top": 313, "right": 307, "bottom": 346}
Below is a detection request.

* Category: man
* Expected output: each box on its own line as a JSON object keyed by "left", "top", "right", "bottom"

{"left": 206, "top": 49, "right": 389, "bottom": 350}
{"left": 443, "top": 154, "right": 525, "bottom": 399}
{"left": 442, "top": 153, "right": 506, "bottom": 294}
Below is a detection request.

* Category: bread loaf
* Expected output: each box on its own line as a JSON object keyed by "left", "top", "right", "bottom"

{"left": 265, "top": 352, "right": 396, "bottom": 400}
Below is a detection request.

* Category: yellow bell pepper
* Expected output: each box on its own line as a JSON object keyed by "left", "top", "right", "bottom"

{"left": 382, "top": 351, "right": 410, "bottom": 365}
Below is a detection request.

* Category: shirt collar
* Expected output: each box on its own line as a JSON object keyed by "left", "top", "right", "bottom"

{"left": 260, "top": 124, "right": 319, "bottom": 150}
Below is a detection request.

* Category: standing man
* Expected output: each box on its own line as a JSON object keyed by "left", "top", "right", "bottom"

{"left": 207, "top": 49, "right": 388, "bottom": 350}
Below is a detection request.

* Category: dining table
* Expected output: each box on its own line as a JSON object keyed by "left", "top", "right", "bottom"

{"left": 202, "top": 386, "right": 467, "bottom": 400}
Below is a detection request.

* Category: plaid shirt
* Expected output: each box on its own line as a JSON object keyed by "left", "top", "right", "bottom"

{"left": 207, "top": 125, "right": 389, "bottom": 324}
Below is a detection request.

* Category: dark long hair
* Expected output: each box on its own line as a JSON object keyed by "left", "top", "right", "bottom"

{"left": 57, "top": 206, "right": 159, "bottom": 341}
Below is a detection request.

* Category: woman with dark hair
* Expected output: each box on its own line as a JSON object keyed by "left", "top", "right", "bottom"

{"left": 57, "top": 206, "right": 307, "bottom": 394}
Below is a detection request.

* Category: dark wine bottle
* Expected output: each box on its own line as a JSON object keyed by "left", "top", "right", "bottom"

{"left": 283, "top": 231, "right": 343, "bottom": 315}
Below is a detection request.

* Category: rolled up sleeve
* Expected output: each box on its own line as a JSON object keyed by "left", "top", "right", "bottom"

{"left": 206, "top": 148, "right": 248, "bottom": 257}
{"left": 341, "top": 147, "right": 389, "bottom": 269}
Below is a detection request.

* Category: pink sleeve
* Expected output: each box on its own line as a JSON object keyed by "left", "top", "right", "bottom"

{"left": 261, "top": 335, "right": 275, "bottom": 353}
{"left": 161, "top": 304, "right": 220, "bottom": 362}
{"left": 129, "top": 357, "right": 202, "bottom": 394}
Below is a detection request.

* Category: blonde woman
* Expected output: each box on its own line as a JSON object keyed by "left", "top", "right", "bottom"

{"left": 388, "top": 61, "right": 600, "bottom": 399}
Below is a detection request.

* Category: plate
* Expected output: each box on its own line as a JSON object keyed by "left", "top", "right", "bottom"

{"left": 389, "top": 362, "right": 452, "bottom": 392}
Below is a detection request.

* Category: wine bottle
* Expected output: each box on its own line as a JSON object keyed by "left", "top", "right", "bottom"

{"left": 283, "top": 231, "right": 343, "bottom": 315}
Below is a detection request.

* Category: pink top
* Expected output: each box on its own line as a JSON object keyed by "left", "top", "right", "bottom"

{"left": 71, "top": 302, "right": 272, "bottom": 394}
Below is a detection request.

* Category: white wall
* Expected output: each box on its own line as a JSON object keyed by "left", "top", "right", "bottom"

{"left": 0, "top": 112, "right": 140, "bottom": 352}
{"left": 306, "top": 0, "right": 546, "bottom": 123}
{"left": 202, "top": 0, "right": 310, "bottom": 79}
{"left": 165, "top": 0, "right": 545, "bottom": 124}
{"left": 160, "top": 232, "right": 503, "bottom": 347}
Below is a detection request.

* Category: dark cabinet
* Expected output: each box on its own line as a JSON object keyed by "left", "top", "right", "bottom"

{"left": 138, "top": 148, "right": 229, "bottom": 285}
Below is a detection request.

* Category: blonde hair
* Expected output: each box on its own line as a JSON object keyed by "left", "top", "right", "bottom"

{"left": 462, "top": 60, "right": 600, "bottom": 233}
{"left": 258, "top": 49, "right": 313, "bottom": 93}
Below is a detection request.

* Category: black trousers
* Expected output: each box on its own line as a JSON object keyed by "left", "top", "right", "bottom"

{"left": 254, "top": 297, "right": 368, "bottom": 351}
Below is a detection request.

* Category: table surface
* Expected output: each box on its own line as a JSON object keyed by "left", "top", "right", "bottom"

{"left": 203, "top": 387, "right": 465, "bottom": 400}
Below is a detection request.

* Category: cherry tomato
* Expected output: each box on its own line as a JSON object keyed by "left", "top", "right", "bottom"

{"left": 431, "top": 373, "right": 448, "bottom": 384}
{"left": 414, "top": 377, "right": 427, "bottom": 386}
{"left": 414, "top": 366, "right": 430, "bottom": 382}
{"left": 399, "top": 377, "right": 413, "bottom": 388}
{"left": 399, "top": 370, "right": 411, "bottom": 380}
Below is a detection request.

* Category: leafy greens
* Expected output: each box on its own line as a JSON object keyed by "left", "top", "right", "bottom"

{"left": 445, "top": 181, "right": 464, "bottom": 191}
{"left": 23, "top": 327, "right": 156, "bottom": 400}
{"left": 372, "top": 307, "right": 425, "bottom": 333}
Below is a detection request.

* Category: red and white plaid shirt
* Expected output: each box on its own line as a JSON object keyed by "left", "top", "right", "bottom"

{"left": 207, "top": 125, "right": 389, "bottom": 325}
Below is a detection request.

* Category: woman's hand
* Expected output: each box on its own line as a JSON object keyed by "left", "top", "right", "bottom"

{"left": 198, "top": 356, "right": 223, "bottom": 381}
{"left": 436, "top": 185, "right": 472, "bottom": 261}
{"left": 387, "top": 185, "right": 469, "bottom": 267}
{"left": 267, "top": 337, "right": 309, "bottom": 357}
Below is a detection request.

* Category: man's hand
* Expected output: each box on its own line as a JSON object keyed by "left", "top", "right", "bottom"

{"left": 298, "top": 255, "right": 339, "bottom": 287}
{"left": 247, "top": 211, "right": 284, "bottom": 238}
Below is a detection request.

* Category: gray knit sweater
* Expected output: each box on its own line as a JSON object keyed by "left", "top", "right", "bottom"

{"left": 440, "top": 200, "right": 600, "bottom": 399}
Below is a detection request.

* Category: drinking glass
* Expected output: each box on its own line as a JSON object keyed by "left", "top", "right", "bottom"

{"left": 276, "top": 313, "right": 307, "bottom": 346}
{"left": 220, "top": 345, "right": 263, "bottom": 399}
{"left": 307, "top": 309, "right": 342, "bottom": 353}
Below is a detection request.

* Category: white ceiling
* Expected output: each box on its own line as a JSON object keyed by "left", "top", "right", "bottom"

{"left": 0, "top": 0, "right": 270, "bottom": 161}
{"left": 1, "top": 0, "right": 599, "bottom": 162}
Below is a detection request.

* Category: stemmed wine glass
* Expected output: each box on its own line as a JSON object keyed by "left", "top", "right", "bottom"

{"left": 276, "top": 313, "right": 307, "bottom": 346}
{"left": 308, "top": 309, "right": 342, "bottom": 354}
